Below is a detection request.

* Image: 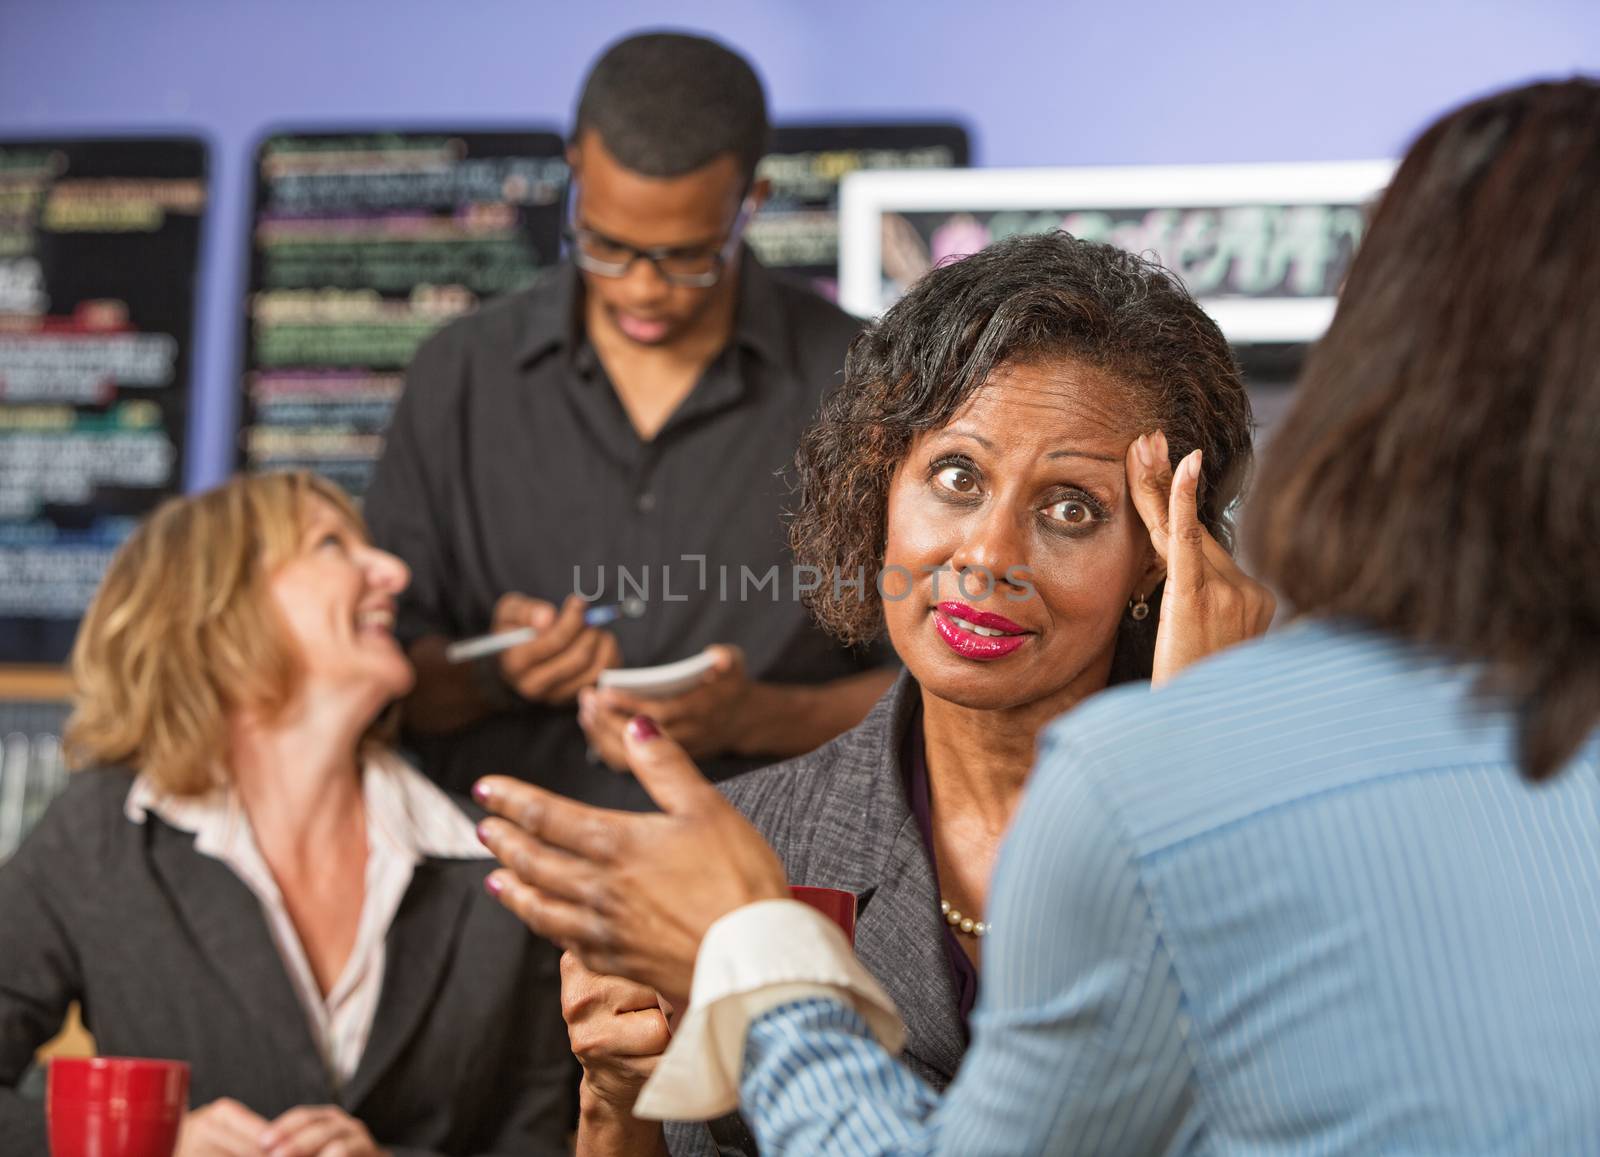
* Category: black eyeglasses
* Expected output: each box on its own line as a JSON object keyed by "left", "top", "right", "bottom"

{"left": 564, "top": 193, "right": 754, "bottom": 288}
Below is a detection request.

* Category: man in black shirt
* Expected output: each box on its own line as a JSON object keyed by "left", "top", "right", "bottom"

{"left": 365, "top": 33, "right": 896, "bottom": 810}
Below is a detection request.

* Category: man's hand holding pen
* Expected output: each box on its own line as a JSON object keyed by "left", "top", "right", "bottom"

{"left": 489, "top": 593, "right": 623, "bottom": 706}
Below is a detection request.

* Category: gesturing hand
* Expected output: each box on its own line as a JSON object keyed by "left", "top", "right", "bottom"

{"left": 475, "top": 716, "right": 790, "bottom": 1007}
{"left": 1126, "top": 430, "right": 1276, "bottom": 687}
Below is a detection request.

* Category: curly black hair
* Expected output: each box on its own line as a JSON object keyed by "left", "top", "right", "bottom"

{"left": 791, "top": 230, "right": 1254, "bottom": 679}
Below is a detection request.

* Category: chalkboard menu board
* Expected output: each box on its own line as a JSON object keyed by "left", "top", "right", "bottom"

{"left": 0, "top": 137, "right": 207, "bottom": 665}
{"left": 749, "top": 123, "right": 968, "bottom": 300}
{"left": 240, "top": 131, "right": 568, "bottom": 498}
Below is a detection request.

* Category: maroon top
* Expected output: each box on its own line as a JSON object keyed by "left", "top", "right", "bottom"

{"left": 901, "top": 711, "right": 980, "bottom": 1035}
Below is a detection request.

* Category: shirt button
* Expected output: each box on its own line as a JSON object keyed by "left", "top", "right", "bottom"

{"left": 636, "top": 491, "right": 657, "bottom": 514}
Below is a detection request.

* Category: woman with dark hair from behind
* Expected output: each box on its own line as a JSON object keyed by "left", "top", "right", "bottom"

{"left": 1250, "top": 83, "right": 1599, "bottom": 779}
{"left": 476, "top": 79, "right": 1600, "bottom": 1153}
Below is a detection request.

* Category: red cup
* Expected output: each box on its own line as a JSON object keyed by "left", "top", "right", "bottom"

{"left": 47, "top": 1056, "right": 190, "bottom": 1157}
{"left": 790, "top": 885, "right": 857, "bottom": 946}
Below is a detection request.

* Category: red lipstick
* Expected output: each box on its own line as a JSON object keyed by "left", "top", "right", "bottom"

{"left": 937, "top": 602, "right": 1026, "bottom": 634}
{"left": 933, "top": 602, "right": 1032, "bottom": 661}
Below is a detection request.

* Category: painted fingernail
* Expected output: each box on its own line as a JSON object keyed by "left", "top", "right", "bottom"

{"left": 476, "top": 821, "right": 492, "bottom": 846}
{"left": 472, "top": 780, "right": 491, "bottom": 804}
{"left": 485, "top": 873, "right": 505, "bottom": 897}
{"left": 627, "top": 714, "right": 661, "bottom": 741}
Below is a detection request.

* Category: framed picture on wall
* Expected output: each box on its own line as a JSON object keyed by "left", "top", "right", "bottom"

{"left": 837, "top": 160, "right": 1395, "bottom": 344}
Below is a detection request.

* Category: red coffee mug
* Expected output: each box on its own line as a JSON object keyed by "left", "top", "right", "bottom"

{"left": 47, "top": 1056, "right": 190, "bottom": 1157}
{"left": 790, "top": 885, "right": 857, "bottom": 946}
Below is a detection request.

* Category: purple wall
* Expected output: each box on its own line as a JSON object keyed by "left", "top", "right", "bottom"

{"left": 3, "top": 0, "right": 1596, "bottom": 488}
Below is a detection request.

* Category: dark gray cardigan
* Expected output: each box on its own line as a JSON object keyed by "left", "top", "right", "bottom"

{"left": 0, "top": 769, "right": 575, "bottom": 1156}
{"left": 667, "top": 674, "right": 967, "bottom": 1155}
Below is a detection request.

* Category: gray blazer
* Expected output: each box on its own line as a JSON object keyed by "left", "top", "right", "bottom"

{"left": 667, "top": 674, "right": 966, "bottom": 1155}
{"left": 0, "top": 768, "right": 575, "bottom": 1156}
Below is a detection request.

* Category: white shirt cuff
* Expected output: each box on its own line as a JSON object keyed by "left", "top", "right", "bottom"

{"left": 632, "top": 899, "right": 906, "bottom": 1121}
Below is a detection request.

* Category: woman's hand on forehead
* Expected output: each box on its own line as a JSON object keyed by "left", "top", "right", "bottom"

{"left": 1126, "top": 430, "right": 1276, "bottom": 684}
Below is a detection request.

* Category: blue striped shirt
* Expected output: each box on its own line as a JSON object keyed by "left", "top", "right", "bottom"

{"left": 739, "top": 620, "right": 1600, "bottom": 1154}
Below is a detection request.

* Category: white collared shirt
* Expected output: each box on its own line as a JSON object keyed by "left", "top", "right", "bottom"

{"left": 125, "top": 750, "right": 489, "bottom": 1088}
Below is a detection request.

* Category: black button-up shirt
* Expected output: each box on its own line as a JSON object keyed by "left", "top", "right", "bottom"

{"left": 365, "top": 251, "right": 886, "bottom": 809}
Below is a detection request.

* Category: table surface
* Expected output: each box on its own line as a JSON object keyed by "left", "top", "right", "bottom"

{"left": 0, "top": 667, "right": 73, "bottom": 701}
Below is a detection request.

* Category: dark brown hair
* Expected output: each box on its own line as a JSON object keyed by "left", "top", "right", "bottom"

{"left": 1248, "top": 79, "right": 1600, "bottom": 780}
{"left": 791, "top": 231, "right": 1254, "bottom": 679}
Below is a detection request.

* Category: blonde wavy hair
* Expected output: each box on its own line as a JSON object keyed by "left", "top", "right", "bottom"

{"left": 66, "top": 471, "right": 393, "bottom": 795}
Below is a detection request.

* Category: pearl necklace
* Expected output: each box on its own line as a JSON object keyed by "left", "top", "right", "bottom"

{"left": 940, "top": 898, "right": 989, "bottom": 938}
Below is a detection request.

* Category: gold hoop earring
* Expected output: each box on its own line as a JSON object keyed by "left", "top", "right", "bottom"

{"left": 1129, "top": 594, "right": 1150, "bottom": 621}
